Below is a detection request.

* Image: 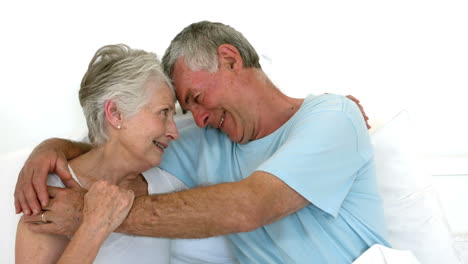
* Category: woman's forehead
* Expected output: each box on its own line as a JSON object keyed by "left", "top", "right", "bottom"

{"left": 146, "top": 83, "right": 175, "bottom": 106}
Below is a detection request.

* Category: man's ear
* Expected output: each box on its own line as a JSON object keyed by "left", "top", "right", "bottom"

{"left": 218, "top": 44, "right": 243, "bottom": 71}
{"left": 104, "top": 100, "right": 123, "bottom": 129}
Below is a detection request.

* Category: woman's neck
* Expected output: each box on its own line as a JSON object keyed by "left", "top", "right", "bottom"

{"left": 68, "top": 143, "right": 145, "bottom": 190}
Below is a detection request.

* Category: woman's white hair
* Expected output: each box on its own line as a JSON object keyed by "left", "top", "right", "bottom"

{"left": 79, "top": 44, "right": 173, "bottom": 145}
{"left": 162, "top": 21, "right": 261, "bottom": 81}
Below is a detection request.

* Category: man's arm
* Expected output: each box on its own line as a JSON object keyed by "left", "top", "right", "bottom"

{"left": 119, "top": 171, "right": 308, "bottom": 237}
{"left": 14, "top": 138, "right": 91, "bottom": 215}
{"left": 26, "top": 171, "right": 309, "bottom": 238}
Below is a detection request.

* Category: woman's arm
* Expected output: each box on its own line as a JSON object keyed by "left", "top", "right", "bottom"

{"left": 57, "top": 181, "right": 134, "bottom": 264}
{"left": 15, "top": 217, "right": 69, "bottom": 263}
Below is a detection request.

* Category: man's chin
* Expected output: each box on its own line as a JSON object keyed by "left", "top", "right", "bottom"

{"left": 227, "top": 132, "right": 239, "bottom": 143}
{"left": 229, "top": 133, "right": 249, "bottom": 144}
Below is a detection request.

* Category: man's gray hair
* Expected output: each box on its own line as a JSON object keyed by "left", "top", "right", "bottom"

{"left": 162, "top": 21, "right": 261, "bottom": 81}
{"left": 79, "top": 44, "right": 172, "bottom": 145}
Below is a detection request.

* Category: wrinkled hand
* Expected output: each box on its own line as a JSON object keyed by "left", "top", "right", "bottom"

{"left": 346, "top": 95, "right": 371, "bottom": 129}
{"left": 81, "top": 181, "right": 135, "bottom": 233}
{"left": 14, "top": 143, "right": 79, "bottom": 215}
{"left": 23, "top": 186, "right": 85, "bottom": 236}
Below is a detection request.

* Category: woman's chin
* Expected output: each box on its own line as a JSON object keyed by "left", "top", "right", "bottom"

{"left": 147, "top": 157, "right": 162, "bottom": 168}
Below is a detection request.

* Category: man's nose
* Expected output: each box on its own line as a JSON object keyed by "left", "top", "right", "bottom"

{"left": 191, "top": 105, "right": 210, "bottom": 128}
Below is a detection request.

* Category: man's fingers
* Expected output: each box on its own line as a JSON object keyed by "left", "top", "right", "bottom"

{"left": 63, "top": 178, "right": 82, "bottom": 191}
{"left": 32, "top": 177, "right": 50, "bottom": 209}
{"left": 17, "top": 191, "right": 31, "bottom": 215}
{"left": 24, "top": 191, "right": 42, "bottom": 215}
{"left": 14, "top": 173, "right": 26, "bottom": 214}
{"left": 56, "top": 159, "right": 73, "bottom": 183}
{"left": 23, "top": 182, "right": 42, "bottom": 215}
{"left": 14, "top": 198, "right": 22, "bottom": 214}
{"left": 55, "top": 155, "right": 83, "bottom": 190}
{"left": 346, "top": 94, "right": 371, "bottom": 129}
{"left": 346, "top": 95, "right": 359, "bottom": 103}
{"left": 28, "top": 166, "right": 47, "bottom": 213}
{"left": 32, "top": 164, "right": 52, "bottom": 207}
{"left": 15, "top": 166, "right": 33, "bottom": 214}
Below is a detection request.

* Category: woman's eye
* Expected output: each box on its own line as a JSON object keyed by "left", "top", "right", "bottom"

{"left": 161, "top": 109, "right": 168, "bottom": 116}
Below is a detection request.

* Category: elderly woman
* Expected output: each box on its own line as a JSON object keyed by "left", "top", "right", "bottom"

{"left": 15, "top": 44, "right": 238, "bottom": 264}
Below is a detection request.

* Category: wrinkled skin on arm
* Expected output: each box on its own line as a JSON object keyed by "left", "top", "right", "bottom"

{"left": 23, "top": 171, "right": 308, "bottom": 239}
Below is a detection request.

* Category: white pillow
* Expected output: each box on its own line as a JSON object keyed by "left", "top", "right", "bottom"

{"left": 353, "top": 244, "right": 420, "bottom": 264}
{"left": 371, "top": 110, "right": 462, "bottom": 264}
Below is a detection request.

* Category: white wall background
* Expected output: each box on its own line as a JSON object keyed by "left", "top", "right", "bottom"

{"left": 1, "top": 0, "right": 467, "bottom": 157}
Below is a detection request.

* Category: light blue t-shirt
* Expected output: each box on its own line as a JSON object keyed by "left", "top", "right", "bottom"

{"left": 160, "top": 94, "right": 390, "bottom": 263}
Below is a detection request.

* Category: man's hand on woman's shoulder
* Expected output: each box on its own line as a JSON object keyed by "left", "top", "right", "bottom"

{"left": 14, "top": 138, "right": 87, "bottom": 215}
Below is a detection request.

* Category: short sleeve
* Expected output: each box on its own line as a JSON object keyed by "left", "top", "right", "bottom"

{"left": 160, "top": 123, "right": 203, "bottom": 187}
{"left": 257, "top": 110, "right": 368, "bottom": 218}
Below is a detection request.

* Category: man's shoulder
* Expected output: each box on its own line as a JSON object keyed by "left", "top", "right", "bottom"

{"left": 300, "top": 94, "right": 366, "bottom": 127}
{"left": 303, "top": 94, "right": 349, "bottom": 113}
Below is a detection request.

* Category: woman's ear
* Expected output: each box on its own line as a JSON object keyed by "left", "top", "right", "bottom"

{"left": 218, "top": 44, "right": 243, "bottom": 71}
{"left": 104, "top": 100, "right": 123, "bottom": 130}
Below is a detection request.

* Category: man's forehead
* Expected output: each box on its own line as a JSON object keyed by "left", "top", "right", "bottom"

{"left": 173, "top": 57, "right": 189, "bottom": 78}
{"left": 172, "top": 58, "right": 188, "bottom": 86}
{"left": 172, "top": 59, "right": 192, "bottom": 105}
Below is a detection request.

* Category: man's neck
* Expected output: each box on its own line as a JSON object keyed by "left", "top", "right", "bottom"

{"left": 229, "top": 68, "right": 305, "bottom": 143}
{"left": 248, "top": 70, "right": 304, "bottom": 140}
{"left": 252, "top": 84, "right": 304, "bottom": 140}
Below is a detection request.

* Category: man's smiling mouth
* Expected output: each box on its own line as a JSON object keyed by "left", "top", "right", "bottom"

{"left": 218, "top": 112, "right": 225, "bottom": 128}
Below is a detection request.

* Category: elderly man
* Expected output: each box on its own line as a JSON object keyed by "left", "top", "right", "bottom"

{"left": 16, "top": 21, "right": 389, "bottom": 263}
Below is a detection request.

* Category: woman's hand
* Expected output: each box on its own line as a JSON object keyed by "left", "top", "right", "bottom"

{"left": 55, "top": 181, "right": 135, "bottom": 264}
{"left": 81, "top": 180, "right": 135, "bottom": 234}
